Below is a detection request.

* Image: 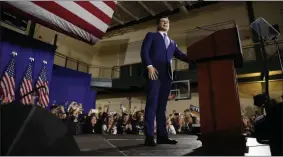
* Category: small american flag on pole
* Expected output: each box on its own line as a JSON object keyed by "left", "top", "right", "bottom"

{"left": 36, "top": 62, "right": 49, "bottom": 108}
{"left": 20, "top": 59, "right": 34, "bottom": 105}
{"left": 0, "top": 53, "right": 16, "bottom": 103}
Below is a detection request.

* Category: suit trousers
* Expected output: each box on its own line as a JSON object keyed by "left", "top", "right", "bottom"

{"left": 144, "top": 77, "right": 172, "bottom": 137}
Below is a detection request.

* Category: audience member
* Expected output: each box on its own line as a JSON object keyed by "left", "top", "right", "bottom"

{"left": 84, "top": 115, "right": 102, "bottom": 134}
{"left": 242, "top": 115, "right": 253, "bottom": 136}
{"left": 102, "top": 115, "right": 117, "bottom": 134}
{"left": 135, "top": 114, "right": 145, "bottom": 135}
{"left": 171, "top": 113, "right": 182, "bottom": 134}
{"left": 50, "top": 105, "right": 58, "bottom": 115}
{"left": 117, "top": 113, "right": 132, "bottom": 134}
{"left": 181, "top": 116, "right": 193, "bottom": 134}
{"left": 166, "top": 117, "right": 176, "bottom": 135}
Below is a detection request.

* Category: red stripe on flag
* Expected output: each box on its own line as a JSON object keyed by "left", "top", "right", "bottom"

{"left": 75, "top": 1, "right": 112, "bottom": 24}
{"left": 1, "top": 3, "right": 96, "bottom": 44}
{"left": 103, "top": 1, "right": 116, "bottom": 10}
{"left": 4, "top": 75, "right": 14, "bottom": 96}
{"left": 0, "top": 82, "right": 6, "bottom": 99}
{"left": 32, "top": 1, "right": 104, "bottom": 39}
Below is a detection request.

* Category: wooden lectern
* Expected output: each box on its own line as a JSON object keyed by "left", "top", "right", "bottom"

{"left": 187, "top": 27, "right": 246, "bottom": 155}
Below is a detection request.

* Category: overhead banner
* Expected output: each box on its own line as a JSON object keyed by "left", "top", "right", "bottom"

{"left": 190, "top": 104, "right": 200, "bottom": 113}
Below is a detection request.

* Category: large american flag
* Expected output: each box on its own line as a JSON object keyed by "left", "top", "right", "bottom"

{"left": 3, "top": 1, "right": 117, "bottom": 45}
{"left": 0, "top": 56, "right": 16, "bottom": 103}
{"left": 20, "top": 61, "right": 33, "bottom": 105}
{"left": 36, "top": 65, "right": 49, "bottom": 108}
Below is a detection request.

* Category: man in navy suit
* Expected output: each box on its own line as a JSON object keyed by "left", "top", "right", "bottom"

{"left": 140, "top": 16, "right": 188, "bottom": 146}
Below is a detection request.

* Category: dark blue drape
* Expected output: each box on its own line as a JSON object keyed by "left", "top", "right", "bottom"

{"left": 0, "top": 27, "right": 56, "bottom": 103}
{"left": 50, "top": 65, "right": 96, "bottom": 113}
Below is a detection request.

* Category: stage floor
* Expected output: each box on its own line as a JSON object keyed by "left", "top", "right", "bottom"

{"left": 74, "top": 134, "right": 271, "bottom": 156}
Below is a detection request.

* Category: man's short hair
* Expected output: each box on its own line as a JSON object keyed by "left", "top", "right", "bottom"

{"left": 156, "top": 16, "right": 169, "bottom": 25}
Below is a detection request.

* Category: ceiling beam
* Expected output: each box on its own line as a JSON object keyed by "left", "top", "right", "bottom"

{"left": 162, "top": 1, "right": 174, "bottom": 11}
{"left": 178, "top": 1, "right": 194, "bottom": 7}
{"left": 178, "top": 1, "right": 189, "bottom": 15}
{"left": 112, "top": 16, "right": 124, "bottom": 25}
{"left": 107, "top": 1, "right": 219, "bottom": 32}
{"left": 178, "top": 1, "right": 184, "bottom": 5}
{"left": 137, "top": 1, "right": 155, "bottom": 16}
{"left": 180, "top": 6, "right": 189, "bottom": 15}
{"left": 186, "top": 1, "right": 193, "bottom": 6}
{"left": 117, "top": 2, "right": 139, "bottom": 21}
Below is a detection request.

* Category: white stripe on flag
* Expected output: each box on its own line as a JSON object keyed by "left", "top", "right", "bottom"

{"left": 11, "top": 77, "right": 15, "bottom": 89}
{"left": 90, "top": 1, "right": 114, "bottom": 18}
{"left": 55, "top": 1, "right": 108, "bottom": 32}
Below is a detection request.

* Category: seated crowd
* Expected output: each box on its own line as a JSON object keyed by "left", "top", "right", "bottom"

{"left": 49, "top": 102, "right": 202, "bottom": 135}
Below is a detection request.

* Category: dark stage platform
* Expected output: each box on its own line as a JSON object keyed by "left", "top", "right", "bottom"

{"left": 74, "top": 134, "right": 271, "bottom": 156}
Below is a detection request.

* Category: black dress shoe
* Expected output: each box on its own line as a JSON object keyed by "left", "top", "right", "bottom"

{"left": 144, "top": 136, "right": 157, "bottom": 146}
{"left": 157, "top": 136, "right": 178, "bottom": 144}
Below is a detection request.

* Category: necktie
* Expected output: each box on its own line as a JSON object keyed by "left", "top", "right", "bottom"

{"left": 164, "top": 33, "right": 169, "bottom": 49}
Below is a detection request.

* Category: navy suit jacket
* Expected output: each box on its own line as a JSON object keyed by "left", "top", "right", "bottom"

{"left": 140, "top": 32, "right": 188, "bottom": 80}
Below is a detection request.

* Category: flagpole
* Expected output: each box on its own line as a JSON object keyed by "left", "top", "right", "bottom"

{"left": 29, "top": 57, "right": 35, "bottom": 106}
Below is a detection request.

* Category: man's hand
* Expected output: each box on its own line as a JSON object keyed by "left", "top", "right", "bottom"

{"left": 148, "top": 66, "right": 158, "bottom": 80}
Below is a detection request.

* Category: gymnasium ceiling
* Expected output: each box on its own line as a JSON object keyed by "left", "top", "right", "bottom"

{"left": 107, "top": 1, "right": 218, "bottom": 32}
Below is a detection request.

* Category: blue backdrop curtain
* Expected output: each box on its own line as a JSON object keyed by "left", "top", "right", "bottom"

{"left": 0, "top": 26, "right": 56, "bottom": 103}
{"left": 50, "top": 65, "right": 96, "bottom": 113}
